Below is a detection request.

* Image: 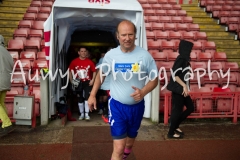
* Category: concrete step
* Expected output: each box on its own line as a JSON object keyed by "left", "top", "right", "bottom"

{"left": 0, "top": 1, "right": 30, "bottom": 6}
{"left": 182, "top": 6, "right": 204, "bottom": 12}
{"left": 200, "top": 28, "right": 226, "bottom": 32}
{"left": 0, "top": 7, "right": 27, "bottom": 13}
{"left": 217, "top": 49, "right": 240, "bottom": 58}
{"left": 192, "top": 17, "right": 216, "bottom": 23}
{"left": 0, "top": 21, "right": 19, "bottom": 26}
{"left": 216, "top": 45, "right": 240, "bottom": 49}
{"left": 208, "top": 36, "right": 235, "bottom": 40}
{"left": 0, "top": 28, "right": 16, "bottom": 34}
{"left": 0, "top": 13, "right": 23, "bottom": 18}
{"left": 214, "top": 40, "right": 240, "bottom": 46}
{"left": 199, "top": 24, "right": 222, "bottom": 29}
{"left": 205, "top": 31, "right": 232, "bottom": 37}
{"left": 0, "top": 16, "right": 23, "bottom": 21}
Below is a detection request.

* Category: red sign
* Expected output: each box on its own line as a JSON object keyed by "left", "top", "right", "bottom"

{"left": 88, "top": 0, "right": 110, "bottom": 4}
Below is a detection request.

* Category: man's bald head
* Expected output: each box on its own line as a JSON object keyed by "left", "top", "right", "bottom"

{"left": 116, "top": 20, "right": 137, "bottom": 34}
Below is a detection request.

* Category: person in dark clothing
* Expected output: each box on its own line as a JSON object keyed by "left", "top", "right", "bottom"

{"left": 167, "top": 40, "right": 195, "bottom": 139}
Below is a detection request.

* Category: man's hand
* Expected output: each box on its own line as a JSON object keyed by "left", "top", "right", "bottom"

{"left": 182, "top": 85, "right": 189, "bottom": 97}
{"left": 130, "top": 86, "right": 144, "bottom": 102}
{"left": 88, "top": 95, "right": 97, "bottom": 112}
{"left": 89, "top": 80, "right": 94, "bottom": 86}
{"left": 71, "top": 79, "right": 79, "bottom": 87}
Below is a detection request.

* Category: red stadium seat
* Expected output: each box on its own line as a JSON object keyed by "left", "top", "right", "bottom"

{"left": 138, "top": 0, "right": 148, "bottom": 4}
{"left": 7, "top": 39, "right": 24, "bottom": 53}
{"left": 37, "top": 51, "right": 46, "bottom": 59}
{"left": 194, "top": 32, "right": 207, "bottom": 41}
{"left": 29, "top": 29, "right": 43, "bottom": 38}
{"left": 156, "top": 61, "right": 174, "bottom": 71}
{"left": 210, "top": 61, "right": 223, "bottom": 70}
{"left": 147, "top": 16, "right": 159, "bottom": 22}
{"left": 190, "top": 51, "right": 197, "bottom": 61}
{"left": 225, "top": 1, "right": 234, "bottom": 6}
{"left": 171, "top": 16, "right": 182, "bottom": 23}
{"left": 155, "top": 10, "right": 166, "bottom": 16}
{"left": 18, "top": 20, "right": 32, "bottom": 28}
{"left": 203, "top": 41, "right": 216, "bottom": 53}
{"left": 24, "top": 39, "right": 40, "bottom": 52}
{"left": 215, "top": 0, "right": 225, "bottom": 6}
{"left": 36, "top": 13, "right": 49, "bottom": 21}
{"left": 27, "top": 7, "right": 39, "bottom": 13}
{"left": 182, "top": 32, "right": 195, "bottom": 41}
{"left": 166, "top": 10, "right": 176, "bottom": 16}
{"left": 151, "top": 4, "right": 162, "bottom": 10}
{"left": 227, "top": 17, "right": 240, "bottom": 24}
{"left": 155, "top": 31, "right": 168, "bottom": 40}
{"left": 41, "top": 1, "right": 53, "bottom": 7}
{"left": 145, "top": 22, "right": 152, "bottom": 31}
{"left": 23, "top": 13, "right": 37, "bottom": 20}
{"left": 204, "top": 84, "right": 219, "bottom": 91}
{"left": 182, "top": 16, "right": 193, "bottom": 23}
{"left": 20, "top": 51, "right": 36, "bottom": 60}
{"left": 203, "top": 72, "right": 220, "bottom": 85}
{"left": 191, "top": 62, "right": 207, "bottom": 71}
{"left": 32, "top": 21, "right": 44, "bottom": 30}
{"left": 195, "top": 87, "right": 212, "bottom": 113}
{"left": 159, "top": 16, "right": 171, "bottom": 23}
{"left": 158, "top": 0, "right": 168, "bottom": 4}
{"left": 222, "top": 5, "right": 232, "bottom": 11}
{"left": 232, "top": 6, "right": 240, "bottom": 11}
{"left": 9, "top": 51, "right": 19, "bottom": 60}
{"left": 148, "top": 0, "right": 158, "bottom": 4}
{"left": 151, "top": 22, "right": 164, "bottom": 30}
{"left": 176, "top": 10, "right": 187, "bottom": 17}
{"left": 32, "top": 59, "right": 48, "bottom": 71}
{"left": 222, "top": 62, "right": 240, "bottom": 72}
{"left": 192, "top": 41, "right": 203, "bottom": 52}
{"left": 151, "top": 51, "right": 168, "bottom": 61}
{"left": 144, "top": 9, "right": 155, "bottom": 16}
{"left": 14, "top": 29, "right": 28, "bottom": 38}
{"left": 39, "top": 7, "right": 51, "bottom": 14}
{"left": 163, "top": 23, "right": 175, "bottom": 31}
{"left": 160, "top": 40, "right": 174, "bottom": 52}
{"left": 147, "top": 40, "right": 160, "bottom": 50}
{"left": 168, "top": 31, "right": 182, "bottom": 40}
{"left": 167, "top": 52, "right": 179, "bottom": 61}
{"left": 146, "top": 31, "right": 155, "bottom": 40}
{"left": 30, "top": 1, "right": 42, "bottom": 7}
{"left": 141, "top": 4, "right": 152, "bottom": 9}
{"left": 162, "top": 4, "right": 172, "bottom": 10}
{"left": 198, "top": 52, "right": 212, "bottom": 61}
{"left": 213, "top": 52, "right": 227, "bottom": 62}
{"left": 188, "top": 24, "right": 200, "bottom": 32}
{"left": 15, "top": 59, "right": 32, "bottom": 71}
{"left": 172, "top": 4, "right": 181, "bottom": 10}
{"left": 168, "top": 0, "right": 177, "bottom": 5}
{"left": 175, "top": 23, "right": 188, "bottom": 32}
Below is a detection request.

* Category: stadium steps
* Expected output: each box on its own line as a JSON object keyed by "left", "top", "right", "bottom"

{"left": 181, "top": 3, "right": 240, "bottom": 66}
{"left": 0, "top": 0, "right": 31, "bottom": 45}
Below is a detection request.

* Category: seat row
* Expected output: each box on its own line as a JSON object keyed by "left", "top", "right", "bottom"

{"left": 147, "top": 40, "right": 216, "bottom": 53}
{"left": 149, "top": 51, "right": 227, "bottom": 62}
{"left": 146, "top": 30, "right": 206, "bottom": 41}
{"left": 8, "top": 39, "right": 44, "bottom": 54}
{"left": 139, "top": 0, "right": 177, "bottom": 5}
{"left": 9, "top": 51, "right": 46, "bottom": 61}
{"left": 144, "top": 9, "right": 187, "bottom": 16}
{"left": 141, "top": 3, "right": 181, "bottom": 10}
{"left": 30, "top": 0, "right": 53, "bottom": 8}
{"left": 146, "top": 22, "right": 200, "bottom": 32}
{"left": 26, "top": 6, "right": 52, "bottom": 14}
{"left": 145, "top": 16, "right": 193, "bottom": 23}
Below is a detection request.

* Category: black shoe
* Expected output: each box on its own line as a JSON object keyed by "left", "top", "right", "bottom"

{"left": 0, "top": 125, "right": 15, "bottom": 137}
{"left": 175, "top": 129, "right": 184, "bottom": 136}
{"left": 167, "top": 134, "right": 183, "bottom": 139}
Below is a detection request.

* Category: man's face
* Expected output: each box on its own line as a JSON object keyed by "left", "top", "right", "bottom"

{"left": 78, "top": 48, "right": 87, "bottom": 59}
{"left": 116, "top": 22, "right": 136, "bottom": 52}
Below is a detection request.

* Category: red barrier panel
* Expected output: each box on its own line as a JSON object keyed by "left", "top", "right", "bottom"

{"left": 164, "top": 91, "right": 240, "bottom": 125}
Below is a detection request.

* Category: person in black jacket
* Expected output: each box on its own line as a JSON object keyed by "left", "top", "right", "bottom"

{"left": 167, "top": 40, "right": 194, "bottom": 139}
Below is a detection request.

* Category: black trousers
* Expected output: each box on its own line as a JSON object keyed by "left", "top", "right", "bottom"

{"left": 168, "top": 92, "right": 194, "bottom": 135}
{"left": 76, "top": 80, "right": 92, "bottom": 103}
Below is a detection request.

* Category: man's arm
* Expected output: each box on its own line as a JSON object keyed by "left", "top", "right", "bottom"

{"left": 89, "top": 71, "right": 96, "bottom": 86}
{"left": 88, "top": 71, "right": 105, "bottom": 111}
{"left": 131, "top": 78, "right": 158, "bottom": 102}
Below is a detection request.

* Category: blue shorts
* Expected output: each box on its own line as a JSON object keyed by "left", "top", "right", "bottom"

{"left": 108, "top": 98, "right": 145, "bottom": 139}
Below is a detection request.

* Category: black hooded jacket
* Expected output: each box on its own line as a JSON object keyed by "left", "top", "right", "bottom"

{"left": 170, "top": 40, "right": 193, "bottom": 84}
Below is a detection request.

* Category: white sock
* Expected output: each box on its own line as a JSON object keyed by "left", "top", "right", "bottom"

{"left": 84, "top": 100, "right": 89, "bottom": 113}
{"left": 78, "top": 103, "right": 84, "bottom": 114}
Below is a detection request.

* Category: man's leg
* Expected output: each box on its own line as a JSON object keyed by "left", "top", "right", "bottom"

{"left": 112, "top": 138, "right": 127, "bottom": 160}
{"left": 0, "top": 91, "right": 12, "bottom": 128}
{"left": 123, "top": 137, "right": 135, "bottom": 160}
{"left": 84, "top": 82, "right": 92, "bottom": 120}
